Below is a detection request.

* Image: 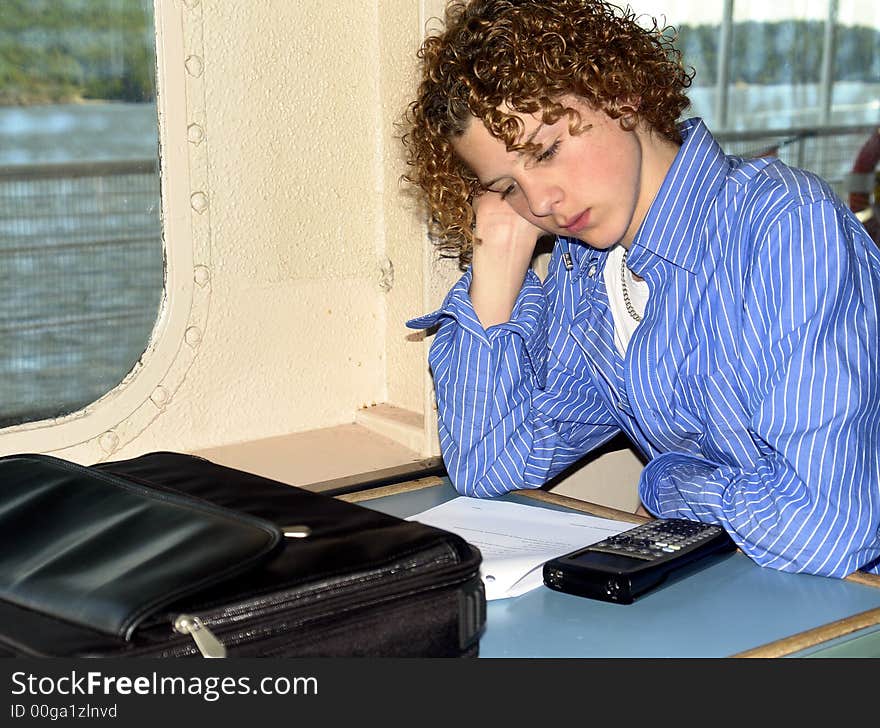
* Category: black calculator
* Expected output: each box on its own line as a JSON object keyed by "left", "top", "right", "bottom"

{"left": 543, "top": 518, "right": 737, "bottom": 604}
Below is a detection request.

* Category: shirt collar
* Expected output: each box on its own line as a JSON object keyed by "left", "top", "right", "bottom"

{"left": 629, "top": 117, "right": 730, "bottom": 275}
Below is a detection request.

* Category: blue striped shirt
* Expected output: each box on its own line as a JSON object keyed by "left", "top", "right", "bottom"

{"left": 407, "top": 118, "right": 880, "bottom": 577}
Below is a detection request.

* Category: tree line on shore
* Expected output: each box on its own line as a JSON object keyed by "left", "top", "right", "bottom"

{"left": 675, "top": 19, "right": 880, "bottom": 85}
{"left": 0, "top": 0, "right": 155, "bottom": 105}
{"left": 0, "top": 1, "right": 878, "bottom": 106}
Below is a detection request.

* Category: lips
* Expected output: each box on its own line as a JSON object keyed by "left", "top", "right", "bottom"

{"left": 561, "top": 209, "right": 590, "bottom": 234}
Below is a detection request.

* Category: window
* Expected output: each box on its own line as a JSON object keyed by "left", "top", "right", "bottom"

{"left": 0, "top": 0, "right": 163, "bottom": 427}
{"left": 634, "top": 0, "right": 880, "bottom": 199}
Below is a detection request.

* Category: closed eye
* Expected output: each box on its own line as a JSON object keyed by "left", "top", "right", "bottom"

{"left": 533, "top": 140, "right": 560, "bottom": 163}
{"left": 483, "top": 179, "right": 518, "bottom": 199}
{"left": 499, "top": 182, "right": 517, "bottom": 200}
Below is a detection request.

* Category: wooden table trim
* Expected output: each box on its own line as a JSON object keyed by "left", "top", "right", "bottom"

{"left": 340, "top": 476, "right": 880, "bottom": 658}
{"left": 732, "top": 605, "right": 880, "bottom": 657}
{"left": 337, "top": 475, "right": 445, "bottom": 503}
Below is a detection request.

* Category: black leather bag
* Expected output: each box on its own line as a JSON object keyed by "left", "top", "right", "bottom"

{"left": 0, "top": 452, "right": 485, "bottom": 657}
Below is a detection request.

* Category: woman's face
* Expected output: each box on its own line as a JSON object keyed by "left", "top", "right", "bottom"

{"left": 452, "top": 97, "right": 677, "bottom": 249}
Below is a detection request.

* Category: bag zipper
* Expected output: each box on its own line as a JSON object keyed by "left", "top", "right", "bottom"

{"left": 141, "top": 543, "right": 476, "bottom": 657}
{"left": 169, "top": 569, "right": 481, "bottom": 657}
{"left": 173, "top": 615, "right": 227, "bottom": 658}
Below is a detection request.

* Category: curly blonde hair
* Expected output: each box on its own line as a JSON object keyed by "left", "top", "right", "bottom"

{"left": 400, "top": 0, "right": 693, "bottom": 267}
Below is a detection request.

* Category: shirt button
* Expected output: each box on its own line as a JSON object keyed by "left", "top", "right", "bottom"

{"left": 587, "top": 265, "right": 597, "bottom": 277}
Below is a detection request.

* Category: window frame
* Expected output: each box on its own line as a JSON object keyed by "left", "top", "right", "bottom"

{"left": 0, "top": 0, "right": 202, "bottom": 459}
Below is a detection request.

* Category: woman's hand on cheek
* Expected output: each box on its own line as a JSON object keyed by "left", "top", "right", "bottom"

{"left": 472, "top": 192, "right": 543, "bottom": 253}
{"left": 469, "top": 193, "right": 544, "bottom": 329}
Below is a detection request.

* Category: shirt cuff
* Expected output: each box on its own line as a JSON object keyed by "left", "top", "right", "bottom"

{"left": 487, "top": 271, "right": 548, "bottom": 387}
{"left": 405, "top": 268, "right": 487, "bottom": 342}
{"left": 406, "top": 268, "right": 548, "bottom": 386}
{"left": 639, "top": 451, "right": 726, "bottom": 518}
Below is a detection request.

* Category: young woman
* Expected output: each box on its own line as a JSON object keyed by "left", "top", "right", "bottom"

{"left": 402, "top": 0, "right": 880, "bottom": 578}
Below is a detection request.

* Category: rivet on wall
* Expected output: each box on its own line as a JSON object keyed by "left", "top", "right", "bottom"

{"left": 193, "top": 265, "right": 210, "bottom": 287}
{"left": 187, "top": 123, "right": 205, "bottom": 145}
{"left": 185, "top": 326, "right": 203, "bottom": 348}
{"left": 150, "top": 385, "right": 170, "bottom": 408}
{"left": 378, "top": 257, "right": 395, "bottom": 292}
{"left": 190, "top": 191, "right": 209, "bottom": 214}
{"left": 184, "top": 55, "right": 204, "bottom": 78}
{"left": 99, "top": 431, "right": 120, "bottom": 454}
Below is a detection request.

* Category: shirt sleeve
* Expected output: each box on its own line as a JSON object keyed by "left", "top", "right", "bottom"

{"left": 407, "top": 266, "right": 620, "bottom": 497}
{"left": 639, "top": 200, "right": 880, "bottom": 577}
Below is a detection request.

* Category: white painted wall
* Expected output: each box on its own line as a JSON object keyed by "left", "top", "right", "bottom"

{"left": 142, "top": 0, "right": 431, "bottom": 449}
{"left": 0, "top": 0, "right": 641, "bottom": 510}
{"left": 0, "top": 0, "right": 460, "bottom": 462}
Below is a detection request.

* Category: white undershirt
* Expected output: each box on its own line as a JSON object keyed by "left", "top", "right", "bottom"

{"left": 603, "top": 244, "right": 650, "bottom": 357}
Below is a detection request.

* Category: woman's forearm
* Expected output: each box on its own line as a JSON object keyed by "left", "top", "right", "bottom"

{"left": 469, "top": 196, "right": 542, "bottom": 328}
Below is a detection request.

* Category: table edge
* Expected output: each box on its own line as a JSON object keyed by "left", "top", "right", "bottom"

{"left": 340, "top": 477, "right": 880, "bottom": 658}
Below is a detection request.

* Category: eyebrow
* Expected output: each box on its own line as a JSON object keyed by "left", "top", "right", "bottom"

{"left": 480, "top": 122, "right": 546, "bottom": 190}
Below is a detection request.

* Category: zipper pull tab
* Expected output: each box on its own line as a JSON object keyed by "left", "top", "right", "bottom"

{"left": 173, "top": 614, "right": 227, "bottom": 658}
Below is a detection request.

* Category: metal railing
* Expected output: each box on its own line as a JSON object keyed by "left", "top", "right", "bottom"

{"left": 715, "top": 123, "right": 878, "bottom": 199}
{"left": 0, "top": 159, "right": 164, "bottom": 427}
{"left": 0, "top": 123, "right": 875, "bottom": 427}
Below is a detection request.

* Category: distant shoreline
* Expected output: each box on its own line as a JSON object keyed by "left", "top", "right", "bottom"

{"left": 0, "top": 95, "right": 155, "bottom": 108}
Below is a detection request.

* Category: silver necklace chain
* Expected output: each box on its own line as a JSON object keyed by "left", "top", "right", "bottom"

{"left": 620, "top": 248, "right": 643, "bottom": 323}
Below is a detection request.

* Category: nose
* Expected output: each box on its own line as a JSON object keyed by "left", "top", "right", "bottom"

{"left": 520, "top": 177, "right": 562, "bottom": 219}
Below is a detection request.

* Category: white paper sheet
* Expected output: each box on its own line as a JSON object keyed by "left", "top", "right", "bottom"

{"left": 407, "top": 497, "right": 633, "bottom": 600}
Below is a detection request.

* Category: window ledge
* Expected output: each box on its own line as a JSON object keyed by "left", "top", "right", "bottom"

{"left": 191, "top": 419, "right": 440, "bottom": 494}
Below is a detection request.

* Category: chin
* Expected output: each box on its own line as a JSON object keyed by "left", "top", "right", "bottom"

{"left": 573, "top": 235, "right": 619, "bottom": 250}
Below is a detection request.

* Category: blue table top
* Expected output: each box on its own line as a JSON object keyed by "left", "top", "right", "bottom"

{"left": 360, "top": 479, "right": 880, "bottom": 658}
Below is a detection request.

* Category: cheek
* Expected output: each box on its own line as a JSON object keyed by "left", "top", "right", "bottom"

{"left": 507, "top": 196, "right": 538, "bottom": 222}
{"left": 584, "top": 153, "right": 627, "bottom": 187}
{"left": 610, "top": 139, "right": 642, "bottom": 186}
{"left": 585, "top": 129, "right": 639, "bottom": 181}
